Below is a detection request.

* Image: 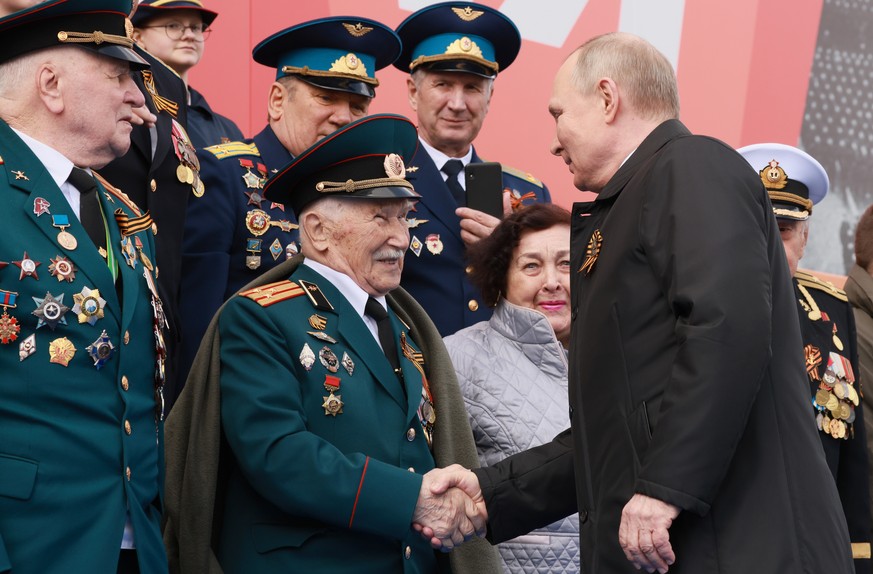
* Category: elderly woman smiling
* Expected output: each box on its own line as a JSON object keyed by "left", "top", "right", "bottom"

{"left": 443, "top": 202, "right": 578, "bottom": 574}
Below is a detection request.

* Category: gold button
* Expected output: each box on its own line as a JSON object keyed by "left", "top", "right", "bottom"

{"left": 405, "top": 546, "right": 411, "bottom": 559}
{"left": 125, "top": 467, "right": 131, "bottom": 481}
{"left": 151, "top": 222, "right": 158, "bottom": 235}
{"left": 407, "top": 467, "right": 415, "bottom": 473}
{"left": 465, "top": 265, "right": 473, "bottom": 274}
{"left": 121, "top": 375, "right": 129, "bottom": 391}
{"left": 124, "top": 420, "right": 132, "bottom": 435}
{"left": 406, "top": 428, "right": 416, "bottom": 441}
{"left": 150, "top": 179, "right": 157, "bottom": 192}
{"left": 468, "top": 299, "right": 479, "bottom": 312}
{"left": 123, "top": 331, "right": 130, "bottom": 345}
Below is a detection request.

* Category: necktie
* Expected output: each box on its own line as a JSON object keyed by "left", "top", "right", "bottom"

{"left": 68, "top": 167, "right": 106, "bottom": 252}
{"left": 365, "top": 296, "right": 402, "bottom": 378}
{"left": 441, "top": 159, "right": 466, "bottom": 206}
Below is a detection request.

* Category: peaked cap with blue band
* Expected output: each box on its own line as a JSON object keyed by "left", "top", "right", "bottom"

{"left": 738, "top": 143, "right": 829, "bottom": 221}
{"left": 264, "top": 114, "right": 421, "bottom": 217}
{"left": 393, "top": 1, "right": 521, "bottom": 77}
{"left": 132, "top": 0, "right": 218, "bottom": 28}
{"left": 252, "top": 16, "right": 401, "bottom": 99}
{"left": 0, "top": 0, "right": 148, "bottom": 69}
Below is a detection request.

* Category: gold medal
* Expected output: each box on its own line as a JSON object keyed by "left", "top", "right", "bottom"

{"left": 833, "top": 334, "right": 844, "bottom": 351}
{"left": 175, "top": 163, "right": 188, "bottom": 183}
{"left": 185, "top": 165, "right": 195, "bottom": 185}
{"left": 826, "top": 393, "right": 839, "bottom": 413}
{"left": 838, "top": 402, "right": 851, "bottom": 421}
{"left": 48, "top": 336, "right": 76, "bottom": 366}
{"left": 57, "top": 230, "right": 78, "bottom": 250}
{"left": 322, "top": 392, "right": 344, "bottom": 416}
{"left": 815, "top": 389, "right": 831, "bottom": 407}
{"left": 849, "top": 385, "right": 860, "bottom": 406}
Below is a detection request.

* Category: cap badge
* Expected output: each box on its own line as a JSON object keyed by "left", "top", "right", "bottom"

{"left": 446, "top": 36, "right": 483, "bottom": 58}
{"left": 452, "top": 6, "right": 485, "bottom": 21}
{"left": 343, "top": 22, "right": 373, "bottom": 37}
{"left": 330, "top": 53, "right": 368, "bottom": 78}
{"left": 760, "top": 159, "right": 788, "bottom": 190}
{"left": 384, "top": 153, "right": 406, "bottom": 179}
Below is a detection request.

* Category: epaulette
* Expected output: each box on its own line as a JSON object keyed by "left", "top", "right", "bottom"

{"left": 92, "top": 172, "right": 143, "bottom": 216}
{"left": 204, "top": 141, "right": 260, "bottom": 160}
{"left": 239, "top": 280, "right": 305, "bottom": 307}
{"left": 796, "top": 270, "right": 848, "bottom": 302}
{"left": 501, "top": 164, "right": 544, "bottom": 188}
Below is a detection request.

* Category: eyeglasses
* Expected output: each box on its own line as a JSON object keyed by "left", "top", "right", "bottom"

{"left": 142, "top": 22, "right": 211, "bottom": 41}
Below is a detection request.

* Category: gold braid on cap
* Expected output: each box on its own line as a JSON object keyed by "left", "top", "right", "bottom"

{"left": 768, "top": 190, "right": 813, "bottom": 212}
{"left": 57, "top": 30, "right": 134, "bottom": 48}
{"left": 315, "top": 178, "right": 413, "bottom": 194}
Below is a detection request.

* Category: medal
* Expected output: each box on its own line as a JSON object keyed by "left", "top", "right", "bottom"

{"left": 245, "top": 190, "right": 265, "bottom": 207}
{"left": 245, "top": 209, "right": 270, "bottom": 236}
{"left": 285, "top": 242, "right": 299, "bottom": 259}
{"left": 48, "top": 336, "right": 76, "bottom": 366}
{"left": 52, "top": 214, "right": 77, "bottom": 250}
{"left": 0, "top": 295, "right": 20, "bottom": 344}
{"left": 34, "top": 197, "right": 51, "bottom": 217}
{"left": 342, "top": 351, "right": 355, "bottom": 376}
{"left": 246, "top": 238, "right": 262, "bottom": 270}
{"left": 269, "top": 238, "right": 283, "bottom": 260}
{"left": 239, "top": 159, "right": 266, "bottom": 190}
{"left": 18, "top": 333, "right": 35, "bottom": 361}
{"left": 133, "top": 237, "right": 154, "bottom": 271}
{"left": 299, "top": 343, "right": 316, "bottom": 371}
{"left": 86, "top": 329, "right": 116, "bottom": 370}
{"left": 425, "top": 233, "right": 443, "bottom": 255}
{"left": 308, "top": 314, "right": 327, "bottom": 330}
{"left": 32, "top": 291, "right": 70, "bottom": 330}
{"left": 322, "top": 375, "right": 343, "bottom": 416}
{"left": 13, "top": 251, "right": 41, "bottom": 280}
{"left": 120, "top": 237, "right": 137, "bottom": 269}
{"left": 72, "top": 286, "right": 106, "bottom": 325}
{"left": 319, "top": 346, "right": 339, "bottom": 373}
{"left": 307, "top": 331, "right": 337, "bottom": 344}
{"left": 48, "top": 255, "right": 76, "bottom": 282}
{"left": 410, "top": 235, "right": 423, "bottom": 257}
{"left": 832, "top": 324, "right": 844, "bottom": 351}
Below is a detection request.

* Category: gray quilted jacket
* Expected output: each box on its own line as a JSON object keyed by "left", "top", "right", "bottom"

{"left": 444, "top": 300, "right": 580, "bottom": 574}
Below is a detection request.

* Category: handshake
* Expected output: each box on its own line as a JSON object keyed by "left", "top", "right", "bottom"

{"left": 411, "top": 464, "right": 487, "bottom": 552}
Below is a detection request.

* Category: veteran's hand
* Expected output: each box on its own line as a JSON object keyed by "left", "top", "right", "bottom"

{"left": 131, "top": 104, "right": 157, "bottom": 128}
{"left": 618, "top": 493, "right": 680, "bottom": 573}
{"left": 412, "top": 466, "right": 487, "bottom": 551}
{"left": 456, "top": 192, "right": 512, "bottom": 246}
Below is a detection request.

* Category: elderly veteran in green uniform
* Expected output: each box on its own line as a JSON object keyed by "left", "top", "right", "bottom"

{"left": 164, "top": 114, "right": 501, "bottom": 573}
{"left": 0, "top": 1, "right": 170, "bottom": 573}
{"left": 178, "top": 16, "right": 401, "bottom": 391}
{"left": 740, "top": 143, "right": 872, "bottom": 572}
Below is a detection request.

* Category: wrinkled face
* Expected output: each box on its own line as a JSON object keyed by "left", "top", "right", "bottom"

{"left": 277, "top": 79, "right": 371, "bottom": 156}
{"left": 327, "top": 199, "right": 413, "bottom": 296}
{"left": 548, "top": 56, "right": 612, "bottom": 193}
{"left": 63, "top": 50, "right": 145, "bottom": 168}
{"left": 505, "top": 224, "right": 572, "bottom": 345}
{"left": 134, "top": 10, "right": 205, "bottom": 75}
{"left": 408, "top": 69, "right": 492, "bottom": 156}
{"left": 778, "top": 218, "right": 809, "bottom": 276}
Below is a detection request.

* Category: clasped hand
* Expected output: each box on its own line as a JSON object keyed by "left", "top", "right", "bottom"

{"left": 411, "top": 465, "right": 487, "bottom": 552}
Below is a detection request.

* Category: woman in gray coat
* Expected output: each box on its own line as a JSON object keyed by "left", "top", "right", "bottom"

{"left": 444, "top": 204, "right": 578, "bottom": 574}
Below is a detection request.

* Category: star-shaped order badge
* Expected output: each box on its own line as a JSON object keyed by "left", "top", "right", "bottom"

{"left": 13, "top": 251, "right": 41, "bottom": 280}
{"left": 32, "top": 291, "right": 70, "bottom": 330}
{"left": 72, "top": 286, "right": 106, "bottom": 325}
{"left": 48, "top": 255, "right": 76, "bottom": 283}
{"left": 86, "top": 329, "right": 115, "bottom": 370}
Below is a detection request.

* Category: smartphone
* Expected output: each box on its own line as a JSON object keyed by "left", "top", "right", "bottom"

{"left": 465, "top": 162, "right": 503, "bottom": 219}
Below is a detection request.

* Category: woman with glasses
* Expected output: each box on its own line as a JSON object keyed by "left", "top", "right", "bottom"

{"left": 132, "top": 0, "right": 244, "bottom": 148}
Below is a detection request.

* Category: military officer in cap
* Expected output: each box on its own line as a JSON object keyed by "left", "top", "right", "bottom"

{"left": 131, "top": 0, "right": 244, "bottom": 149}
{"left": 178, "top": 15, "right": 401, "bottom": 386}
{"left": 164, "top": 114, "right": 500, "bottom": 573}
{"left": 394, "top": 1, "right": 551, "bottom": 336}
{"left": 0, "top": 1, "right": 169, "bottom": 572}
{"left": 740, "top": 143, "right": 871, "bottom": 573}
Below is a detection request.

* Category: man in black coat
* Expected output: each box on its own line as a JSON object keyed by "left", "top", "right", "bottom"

{"left": 422, "top": 32, "right": 855, "bottom": 574}
{"left": 99, "top": 43, "right": 199, "bottom": 410}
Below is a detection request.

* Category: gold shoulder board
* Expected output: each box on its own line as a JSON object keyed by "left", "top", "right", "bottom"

{"left": 240, "top": 280, "right": 305, "bottom": 307}
{"left": 501, "top": 164, "right": 544, "bottom": 188}
{"left": 205, "top": 141, "right": 260, "bottom": 160}
{"left": 795, "top": 270, "right": 848, "bottom": 302}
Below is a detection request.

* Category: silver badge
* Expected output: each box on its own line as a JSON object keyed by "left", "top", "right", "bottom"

{"left": 299, "top": 343, "right": 316, "bottom": 371}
